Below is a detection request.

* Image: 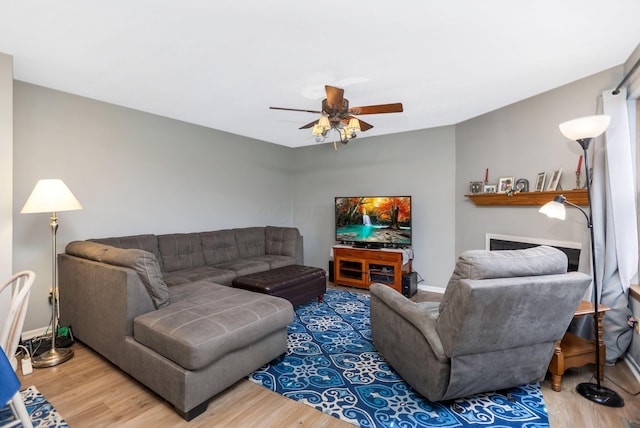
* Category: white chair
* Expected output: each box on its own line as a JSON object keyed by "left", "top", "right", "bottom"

{"left": 1, "top": 270, "right": 36, "bottom": 428}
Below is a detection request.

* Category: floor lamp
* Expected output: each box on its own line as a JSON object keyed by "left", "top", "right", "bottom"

{"left": 21, "top": 179, "right": 83, "bottom": 368}
{"left": 539, "top": 115, "right": 624, "bottom": 407}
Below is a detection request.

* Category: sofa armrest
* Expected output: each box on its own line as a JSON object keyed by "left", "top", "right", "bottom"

{"left": 58, "top": 253, "right": 156, "bottom": 367}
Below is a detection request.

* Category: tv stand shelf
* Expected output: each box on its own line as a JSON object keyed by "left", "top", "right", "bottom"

{"left": 332, "top": 246, "right": 412, "bottom": 293}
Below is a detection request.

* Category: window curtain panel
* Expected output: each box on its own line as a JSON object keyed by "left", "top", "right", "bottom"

{"left": 586, "top": 88, "right": 638, "bottom": 362}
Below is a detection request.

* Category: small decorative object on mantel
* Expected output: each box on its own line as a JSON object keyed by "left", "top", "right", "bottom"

{"left": 469, "top": 181, "right": 483, "bottom": 194}
{"left": 547, "top": 168, "right": 563, "bottom": 191}
{"left": 535, "top": 172, "right": 546, "bottom": 192}
{"left": 515, "top": 178, "right": 529, "bottom": 192}
{"left": 497, "top": 176, "right": 514, "bottom": 194}
{"left": 575, "top": 155, "right": 583, "bottom": 189}
{"left": 483, "top": 184, "right": 497, "bottom": 194}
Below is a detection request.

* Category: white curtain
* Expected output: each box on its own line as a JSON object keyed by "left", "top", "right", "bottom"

{"left": 588, "top": 88, "right": 639, "bottom": 362}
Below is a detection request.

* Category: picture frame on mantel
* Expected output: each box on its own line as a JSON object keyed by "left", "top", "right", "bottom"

{"left": 547, "top": 168, "right": 563, "bottom": 191}
{"left": 535, "top": 172, "right": 546, "bottom": 192}
{"left": 497, "top": 176, "right": 514, "bottom": 194}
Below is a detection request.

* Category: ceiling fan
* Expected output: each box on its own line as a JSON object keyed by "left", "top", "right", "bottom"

{"left": 270, "top": 85, "right": 403, "bottom": 148}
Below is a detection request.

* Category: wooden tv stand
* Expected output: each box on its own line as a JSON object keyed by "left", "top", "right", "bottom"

{"left": 332, "top": 246, "right": 412, "bottom": 293}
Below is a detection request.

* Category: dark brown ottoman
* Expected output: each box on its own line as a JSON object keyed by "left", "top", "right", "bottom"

{"left": 231, "top": 265, "right": 326, "bottom": 306}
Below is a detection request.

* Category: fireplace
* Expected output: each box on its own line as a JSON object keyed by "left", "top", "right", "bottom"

{"left": 485, "top": 233, "right": 582, "bottom": 272}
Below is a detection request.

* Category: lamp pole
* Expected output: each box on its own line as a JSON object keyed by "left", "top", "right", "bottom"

{"left": 573, "top": 137, "right": 624, "bottom": 407}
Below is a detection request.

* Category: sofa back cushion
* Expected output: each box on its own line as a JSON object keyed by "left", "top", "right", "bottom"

{"left": 265, "top": 226, "right": 300, "bottom": 257}
{"left": 90, "top": 234, "right": 162, "bottom": 269}
{"left": 234, "top": 227, "right": 266, "bottom": 259}
{"left": 158, "top": 233, "right": 205, "bottom": 273}
{"left": 201, "top": 229, "right": 240, "bottom": 265}
{"left": 65, "top": 241, "right": 170, "bottom": 309}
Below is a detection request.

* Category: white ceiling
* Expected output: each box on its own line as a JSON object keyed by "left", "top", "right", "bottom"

{"left": 1, "top": 1, "right": 639, "bottom": 148}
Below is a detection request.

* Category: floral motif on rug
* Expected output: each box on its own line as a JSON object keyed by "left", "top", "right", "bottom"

{"left": 249, "top": 289, "right": 549, "bottom": 428}
{"left": 0, "top": 386, "right": 69, "bottom": 428}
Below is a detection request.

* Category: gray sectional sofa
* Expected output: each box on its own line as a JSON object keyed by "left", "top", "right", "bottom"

{"left": 58, "top": 226, "right": 304, "bottom": 420}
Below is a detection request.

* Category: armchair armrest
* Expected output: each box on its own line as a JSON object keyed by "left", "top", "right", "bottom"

{"left": 369, "top": 283, "right": 446, "bottom": 362}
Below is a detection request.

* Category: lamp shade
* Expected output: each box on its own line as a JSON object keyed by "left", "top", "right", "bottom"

{"left": 21, "top": 179, "right": 83, "bottom": 213}
{"left": 538, "top": 195, "right": 567, "bottom": 220}
{"left": 558, "top": 115, "right": 610, "bottom": 141}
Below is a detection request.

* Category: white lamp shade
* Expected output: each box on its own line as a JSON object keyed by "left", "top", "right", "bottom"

{"left": 538, "top": 200, "right": 566, "bottom": 220}
{"left": 21, "top": 179, "right": 83, "bottom": 213}
{"left": 558, "top": 115, "right": 610, "bottom": 141}
{"left": 347, "top": 118, "right": 361, "bottom": 131}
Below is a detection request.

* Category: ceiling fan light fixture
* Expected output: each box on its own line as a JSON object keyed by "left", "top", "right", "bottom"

{"left": 347, "top": 118, "right": 361, "bottom": 131}
{"left": 312, "top": 123, "right": 324, "bottom": 136}
{"left": 318, "top": 116, "right": 331, "bottom": 130}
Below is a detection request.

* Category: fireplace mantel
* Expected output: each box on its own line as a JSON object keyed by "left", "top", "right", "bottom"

{"left": 465, "top": 189, "right": 587, "bottom": 206}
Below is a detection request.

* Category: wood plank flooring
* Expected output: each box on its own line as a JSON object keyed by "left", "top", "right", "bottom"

{"left": 14, "top": 285, "right": 640, "bottom": 427}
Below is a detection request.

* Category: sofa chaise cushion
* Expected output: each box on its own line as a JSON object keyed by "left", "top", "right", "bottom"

{"left": 133, "top": 281, "right": 293, "bottom": 370}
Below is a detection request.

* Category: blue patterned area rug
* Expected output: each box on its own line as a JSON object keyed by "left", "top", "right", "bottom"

{"left": 249, "top": 289, "right": 550, "bottom": 428}
{"left": 0, "top": 386, "right": 69, "bottom": 427}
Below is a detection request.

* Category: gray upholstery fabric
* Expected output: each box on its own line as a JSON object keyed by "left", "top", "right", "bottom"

{"left": 134, "top": 282, "right": 293, "bottom": 370}
{"left": 210, "top": 259, "right": 270, "bottom": 276}
{"left": 370, "top": 246, "right": 592, "bottom": 402}
{"left": 234, "top": 227, "right": 266, "bottom": 259}
{"left": 158, "top": 233, "right": 206, "bottom": 272}
{"left": 66, "top": 240, "right": 170, "bottom": 309}
{"left": 265, "top": 226, "right": 300, "bottom": 257}
{"left": 90, "top": 234, "right": 163, "bottom": 269}
{"left": 247, "top": 254, "right": 299, "bottom": 269}
{"left": 201, "top": 229, "right": 240, "bottom": 265}
{"left": 441, "top": 245, "right": 567, "bottom": 313}
{"left": 59, "top": 226, "right": 304, "bottom": 419}
{"left": 162, "top": 266, "right": 237, "bottom": 287}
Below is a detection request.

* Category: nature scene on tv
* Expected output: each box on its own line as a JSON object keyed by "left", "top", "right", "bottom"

{"left": 335, "top": 196, "right": 412, "bottom": 245}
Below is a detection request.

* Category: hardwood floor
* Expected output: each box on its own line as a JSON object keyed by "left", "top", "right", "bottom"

{"left": 16, "top": 342, "right": 640, "bottom": 427}
{"left": 14, "top": 286, "right": 640, "bottom": 427}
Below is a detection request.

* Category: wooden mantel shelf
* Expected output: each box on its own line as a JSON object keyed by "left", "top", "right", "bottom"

{"left": 465, "top": 189, "right": 588, "bottom": 206}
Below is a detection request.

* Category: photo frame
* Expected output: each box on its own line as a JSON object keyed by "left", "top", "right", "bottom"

{"left": 535, "top": 172, "right": 546, "bottom": 192}
{"left": 469, "top": 181, "right": 483, "bottom": 194}
{"left": 497, "top": 176, "right": 514, "bottom": 194}
{"left": 483, "top": 184, "right": 497, "bottom": 194}
{"left": 546, "top": 168, "right": 563, "bottom": 191}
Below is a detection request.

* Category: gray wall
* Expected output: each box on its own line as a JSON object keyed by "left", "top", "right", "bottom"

{"left": 291, "top": 126, "right": 457, "bottom": 288}
{"left": 11, "top": 66, "right": 626, "bottom": 333}
{"left": 455, "top": 67, "right": 623, "bottom": 254}
{"left": 13, "top": 82, "right": 294, "bottom": 331}
{"left": 0, "top": 53, "right": 12, "bottom": 318}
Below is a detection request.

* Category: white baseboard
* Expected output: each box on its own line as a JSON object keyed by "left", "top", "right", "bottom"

{"left": 418, "top": 284, "right": 445, "bottom": 294}
{"left": 21, "top": 326, "right": 49, "bottom": 340}
{"left": 623, "top": 354, "right": 640, "bottom": 384}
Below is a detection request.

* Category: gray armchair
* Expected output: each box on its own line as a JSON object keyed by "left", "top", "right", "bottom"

{"left": 370, "top": 246, "right": 591, "bottom": 401}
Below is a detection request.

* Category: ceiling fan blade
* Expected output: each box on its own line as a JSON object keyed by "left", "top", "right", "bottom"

{"left": 347, "top": 116, "right": 374, "bottom": 131}
{"left": 299, "top": 119, "right": 319, "bottom": 129}
{"left": 325, "top": 85, "right": 345, "bottom": 109}
{"left": 349, "top": 103, "right": 403, "bottom": 115}
{"left": 270, "top": 106, "right": 323, "bottom": 114}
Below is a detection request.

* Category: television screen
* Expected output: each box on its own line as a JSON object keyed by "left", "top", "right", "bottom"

{"left": 335, "top": 196, "right": 412, "bottom": 247}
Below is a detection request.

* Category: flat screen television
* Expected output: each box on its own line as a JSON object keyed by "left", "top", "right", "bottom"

{"left": 335, "top": 196, "right": 412, "bottom": 248}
